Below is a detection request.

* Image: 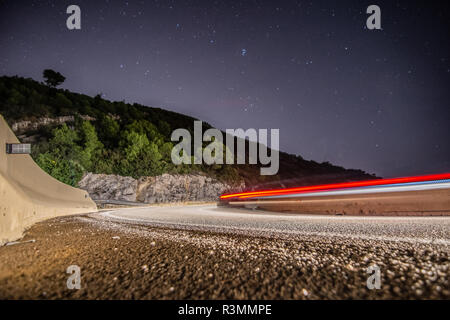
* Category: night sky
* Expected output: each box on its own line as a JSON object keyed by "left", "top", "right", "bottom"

{"left": 1, "top": 0, "right": 449, "bottom": 177}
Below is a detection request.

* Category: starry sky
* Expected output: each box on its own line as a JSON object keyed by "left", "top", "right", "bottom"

{"left": 0, "top": 0, "right": 449, "bottom": 177}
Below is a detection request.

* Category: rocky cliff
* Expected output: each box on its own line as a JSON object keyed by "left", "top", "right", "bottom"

{"left": 78, "top": 172, "right": 244, "bottom": 203}
{"left": 12, "top": 115, "right": 96, "bottom": 133}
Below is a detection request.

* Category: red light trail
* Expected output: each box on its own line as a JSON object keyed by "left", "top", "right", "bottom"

{"left": 220, "top": 173, "right": 450, "bottom": 200}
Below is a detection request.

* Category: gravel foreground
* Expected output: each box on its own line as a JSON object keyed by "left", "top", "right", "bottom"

{"left": 0, "top": 213, "right": 448, "bottom": 299}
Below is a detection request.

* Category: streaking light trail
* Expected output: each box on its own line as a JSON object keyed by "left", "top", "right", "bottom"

{"left": 220, "top": 173, "right": 450, "bottom": 200}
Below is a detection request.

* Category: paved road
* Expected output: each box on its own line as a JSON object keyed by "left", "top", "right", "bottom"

{"left": 1, "top": 205, "right": 448, "bottom": 299}
{"left": 99, "top": 205, "right": 450, "bottom": 245}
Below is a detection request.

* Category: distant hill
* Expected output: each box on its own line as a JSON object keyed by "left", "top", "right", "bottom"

{"left": 0, "top": 75, "right": 377, "bottom": 189}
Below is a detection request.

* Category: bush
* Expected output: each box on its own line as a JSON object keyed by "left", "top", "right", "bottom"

{"left": 36, "top": 152, "right": 84, "bottom": 187}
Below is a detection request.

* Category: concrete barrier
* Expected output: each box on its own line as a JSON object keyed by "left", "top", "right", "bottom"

{"left": 0, "top": 115, "right": 97, "bottom": 245}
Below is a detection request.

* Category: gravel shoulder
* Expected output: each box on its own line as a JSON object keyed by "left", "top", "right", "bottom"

{"left": 0, "top": 212, "right": 448, "bottom": 299}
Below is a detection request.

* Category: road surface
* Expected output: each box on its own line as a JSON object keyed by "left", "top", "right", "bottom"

{"left": 0, "top": 204, "right": 448, "bottom": 299}
{"left": 99, "top": 205, "right": 450, "bottom": 245}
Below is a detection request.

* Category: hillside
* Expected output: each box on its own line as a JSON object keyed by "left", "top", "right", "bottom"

{"left": 0, "top": 75, "right": 376, "bottom": 191}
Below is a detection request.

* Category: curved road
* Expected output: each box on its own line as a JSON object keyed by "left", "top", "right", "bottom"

{"left": 99, "top": 205, "right": 450, "bottom": 245}
{"left": 1, "top": 204, "right": 448, "bottom": 299}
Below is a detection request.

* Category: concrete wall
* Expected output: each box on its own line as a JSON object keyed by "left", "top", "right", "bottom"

{"left": 0, "top": 115, "right": 97, "bottom": 245}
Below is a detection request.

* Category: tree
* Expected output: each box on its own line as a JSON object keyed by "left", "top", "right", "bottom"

{"left": 98, "top": 115, "right": 120, "bottom": 147}
{"left": 118, "top": 130, "right": 164, "bottom": 177}
{"left": 43, "top": 69, "right": 66, "bottom": 88}
{"left": 54, "top": 92, "right": 73, "bottom": 112}
{"left": 122, "top": 131, "right": 150, "bottom": 162}
{"left": 49, "top": 124, "right": 81, "bottom": 160}
{"left": 78, "top": 121, "right": 103, "bottom": 171}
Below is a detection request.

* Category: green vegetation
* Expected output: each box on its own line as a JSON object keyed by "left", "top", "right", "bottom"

{"left": 0, "top": 74, "right": 373, "bottom": 188}
{"left": 0, "top": 74, "right": 241, "bottom": 186}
